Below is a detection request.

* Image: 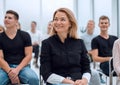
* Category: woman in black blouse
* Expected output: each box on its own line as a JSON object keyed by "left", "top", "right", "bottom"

{"left": 40, "top": 8, "right": 91, "bottom": 85}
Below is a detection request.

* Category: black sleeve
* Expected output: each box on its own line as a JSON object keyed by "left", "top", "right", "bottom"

{"left": 20, "top": 31, "right": 32, "bottom": 47}
{"left": 0, "top": 34, "right": 2, "bottom": 49}
{"left": 91, "top": 37, "right": 98, "bottom": 50}
{"left": 80, "top": 40, "right": 91, "bottom": 74}
{"left": 40, "top": 40, "right": 52, "bottom": 82}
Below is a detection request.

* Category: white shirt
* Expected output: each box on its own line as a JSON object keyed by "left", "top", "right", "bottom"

{"left": 28, "top": 30, "right": 42, "bottom": 45}
{"left": 81, "top": 32, "right": 96, "bottom": 51}
{"left": 47, "top": 73, "right": 91, "bottom": 84}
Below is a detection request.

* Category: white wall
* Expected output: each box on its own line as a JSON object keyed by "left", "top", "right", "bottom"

{"left": 41, "top": 0, "right": 75, "bottom": 34}
{"left": 5, "top": 0, "right": 41, "bottom": 31}
{"left": 112, "top": 0, "right": 118, "bottom": 37}
{"left": 0, "top": 0, "right": 4, "bottom": 25}
{"left": 0, "top": 0, "right": 118, "bottom": 37}
{"left": 77, "top": 0, "right": 92, "bottom": 36}
{"left": 2, "top": 0, "right": 75, "bottom": 36}
{"left": 94, "top": 0, "right": 112, "bottom": 35}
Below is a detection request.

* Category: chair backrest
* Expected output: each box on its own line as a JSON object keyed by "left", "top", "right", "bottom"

{"left": 109, "top": 57, "right": 117, "bottom": 85}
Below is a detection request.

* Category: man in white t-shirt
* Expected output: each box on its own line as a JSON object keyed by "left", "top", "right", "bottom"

{"left": 28, "top": 21, "right": 41, "bottom": 68}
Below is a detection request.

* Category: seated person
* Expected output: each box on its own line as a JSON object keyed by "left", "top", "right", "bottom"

{"left": 81, "top": 20, "right": 101, "bottom": 85}
{"left": 40, "top": 8, "right": 91, "bottom": 85}
{"left": 28, "top": 21, "right": 40, "bottom": 68}
{"left": 91, "top": 15, "right": 118, "bottom": 76}
{"left": 0, "top": 10, "right": 39, "bottom": 85}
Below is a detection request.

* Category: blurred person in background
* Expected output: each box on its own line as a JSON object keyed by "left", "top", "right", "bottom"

{"left": 28, "top": 21, "right": 41, "bottom": 68}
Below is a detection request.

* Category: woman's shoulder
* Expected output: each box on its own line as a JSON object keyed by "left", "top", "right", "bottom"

{"left": 72, "top": 38, "right": 85, "bottom": 45}
{"left": 42, "top": 35, "right": 55, "bottom": 43}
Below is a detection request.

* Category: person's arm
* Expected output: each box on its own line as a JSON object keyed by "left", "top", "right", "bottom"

{"left": 80, "top": 40, "right": 91, "bottom": 84}
{"left": 91, "top": 49, "right": 110, "bottom": 62}
{"left": 0, "top": 50, "right": 20, "bottom": 84}
{"left": 91, "top": 37, "right": 110, "bottom": 62}
{"left": 113, "top": 39, "right": 120, "bottom": 76}
{"left": 40, "top": 40, "right": 53, "bottom": 82}
{"left": 15, "top": 31, "right": 32, "bottom": 72}
{"left": 16, "top": 46, "right": 32, "bottom": 71}
{"left": 0, "top": 50, "right": 11, "bottom": 73}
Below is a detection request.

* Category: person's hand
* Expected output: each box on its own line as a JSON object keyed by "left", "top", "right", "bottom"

{"left": 10, "top": 76, "right": 20, "bottom": 84}
{"left": 8, "top": 68, "right": 19, "bottom": 79}
{"left": 74, "top": 78, "right": 88, "bottom": 85}
{"left": 88, "top": 50, "right": 92, "bottom": 55}
{"left": 62, "top": 78, "right": 75, "bottom": 84}
{"left": 8, "top": 68, "right": 20, "bottom": 84}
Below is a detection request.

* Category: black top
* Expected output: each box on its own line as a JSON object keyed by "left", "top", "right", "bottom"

{"left": 40, "top": 35, "right": 91, "bottom": 82}
{"left": 91, "top": 35, "right": 118, "bottom": 57}
{"left": 0, "top": 30, "right": 32, "bottom": 64}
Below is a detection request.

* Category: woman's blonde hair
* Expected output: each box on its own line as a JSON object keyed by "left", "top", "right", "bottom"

{"left": 0, "top": 25, "right": 5, "bottom": 33}
{"left": 52, "top": 8, "right": 78, "bottom": 39}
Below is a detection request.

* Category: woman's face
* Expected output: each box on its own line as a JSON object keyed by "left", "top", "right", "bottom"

{"left": 53, "top": 11, "right": 71, "bottom": 34}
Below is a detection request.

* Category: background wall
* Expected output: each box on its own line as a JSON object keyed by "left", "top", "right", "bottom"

{"left": 0, "top": 0, "right": 4, "bottom": 25}
{"left": 5, "top": 0, "right": 41, "bottom": 31}
{"left": 0, "top": 0, "right": 119, "bottom": 37}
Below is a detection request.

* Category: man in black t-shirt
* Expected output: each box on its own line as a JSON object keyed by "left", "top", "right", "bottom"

{"left": 91, "top": 15, "right": 118, "bottom": 76}
{"left": 0, "top": 10, "right": 39, "bottom": 85}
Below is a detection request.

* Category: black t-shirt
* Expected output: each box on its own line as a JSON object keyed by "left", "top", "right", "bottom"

{"left": 91, "top": 35, "right": 118, "bottom": 57}
{"left": 0, "top": 30, "right": 32, "bottom": 64}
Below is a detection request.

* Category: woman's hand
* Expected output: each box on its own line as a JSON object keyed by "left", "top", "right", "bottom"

{"left": 62, "top": 78, "right": 75, "bottom": 84}
{"left": 74, "top": 78, "right": 88, "bottom": 85}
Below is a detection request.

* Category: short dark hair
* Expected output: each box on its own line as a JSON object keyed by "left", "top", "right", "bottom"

{"left": 99, "top": 15, "right": 110, "bottom": 22}
{"left": 32, "top": 21, "right": 37, "bottom": 25}
{"left": 6, "top": 10, "right": 19, "bottom": 20}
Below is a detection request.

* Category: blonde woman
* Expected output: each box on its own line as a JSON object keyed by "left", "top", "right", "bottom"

{"left": 40, "top": 8, "right": 91, "bottom": 85}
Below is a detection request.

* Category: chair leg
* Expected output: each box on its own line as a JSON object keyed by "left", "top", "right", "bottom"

{"left": 109, "top": 72, "right": 113, "bottom": 85}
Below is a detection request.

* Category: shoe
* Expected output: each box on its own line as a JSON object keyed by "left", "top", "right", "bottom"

{"left": 100, "top": 78, "right": 106, "bottom": 84}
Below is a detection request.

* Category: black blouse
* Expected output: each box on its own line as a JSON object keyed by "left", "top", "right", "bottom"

{"left": 40, "top": 35, "right": 91, "bottom": 81}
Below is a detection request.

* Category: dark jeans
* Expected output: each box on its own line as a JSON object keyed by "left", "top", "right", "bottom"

{"left": 33, "top": 44, "right": 39, "bottom": 65}
{"left": 100, "top": 60, "right": 116, "bottom": 76}
{"left": 33, "top": 44, "right": 39, "bottom": 58}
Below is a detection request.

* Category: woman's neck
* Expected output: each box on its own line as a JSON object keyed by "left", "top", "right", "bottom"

{"left": 57, "top": 32, "right": 68, "bottom": 43}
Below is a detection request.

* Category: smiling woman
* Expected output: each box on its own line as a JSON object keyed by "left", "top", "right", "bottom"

{"left": 40, "top": 8, "right": 91, "bottom": 85}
